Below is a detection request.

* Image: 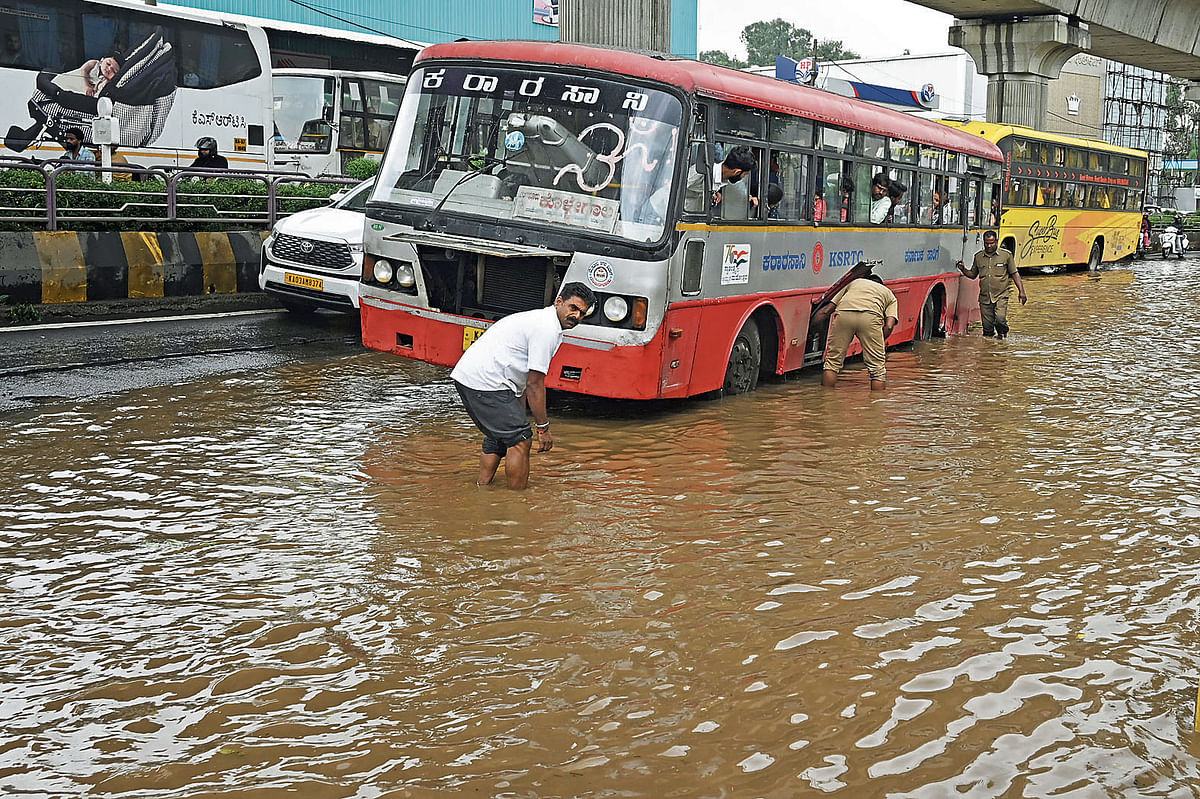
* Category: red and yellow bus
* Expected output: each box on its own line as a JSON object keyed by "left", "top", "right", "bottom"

{"left": 358, "top": 41, "right": 1004, "bottom": 399}
{"left": 943, "top": 121, "right": 1146, "bottom": 270}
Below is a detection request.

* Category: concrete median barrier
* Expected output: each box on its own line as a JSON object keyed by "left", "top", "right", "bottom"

{"left": 0, "top": 230, "right": 268, "bottom": 306}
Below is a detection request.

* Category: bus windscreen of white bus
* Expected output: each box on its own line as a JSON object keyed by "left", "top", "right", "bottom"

{"left": 373, "top": 65, "right": 684, "bottom": 244}
{"left": 273, "top": 75, "right": 334, "bottom": 153}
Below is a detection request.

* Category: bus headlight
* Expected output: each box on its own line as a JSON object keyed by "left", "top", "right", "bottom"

{"left": 373, "top": 259, "right": 394, "bottom": 283}
{"left": 395, "top": 261, "right": 416, "bottom": 288}
{"left": 603, "top": 296, "right": 629, "bottom": 322}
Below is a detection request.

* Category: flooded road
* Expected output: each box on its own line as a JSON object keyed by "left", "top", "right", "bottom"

{"left": 3, "top": 261, "right": 1200, "bottom": 798}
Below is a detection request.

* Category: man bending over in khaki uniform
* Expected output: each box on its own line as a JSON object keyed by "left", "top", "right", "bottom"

{"left": 813, "top": 275, "right": 899, "bottom": 391}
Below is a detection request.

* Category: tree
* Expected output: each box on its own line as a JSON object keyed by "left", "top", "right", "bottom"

{"left": 740, "top": 19, "right": 858, "bottom": 68}
{"left": 699, "top": 49, "right": 748, "bottom": 70}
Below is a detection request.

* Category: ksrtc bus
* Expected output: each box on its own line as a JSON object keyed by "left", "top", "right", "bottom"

{"left": 359, "top": 41, "right": 1005, "bottom": 400}
{"left": 943, "top": 121, "right": 1146, "bottom": 271}
{"left": 272, "top": 69, "right": 405, "bottom": 177}
{"left": 0, "top": 0, "right": 273, "bottom": 168}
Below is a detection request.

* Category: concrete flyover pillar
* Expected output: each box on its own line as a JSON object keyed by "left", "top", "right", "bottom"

{"left": 949, "top": 15, "right": 1090, "bottom": 129}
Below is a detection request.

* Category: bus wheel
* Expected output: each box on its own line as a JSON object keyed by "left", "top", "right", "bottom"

{"left": 1087, "top": 241, "right": 1103, "bottom": 271}
{"left": 916, "top": 293, "right": 936, "bottom": 341}
{"left": 723, "top": 321, "right": 761, "bottom": 394}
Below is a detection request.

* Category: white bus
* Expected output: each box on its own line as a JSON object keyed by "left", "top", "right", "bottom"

{"left": 272, "top": 69, "right": 406, "bottom": 177}
{"left": 0, "top": 0, "right": 274, "bottom": 169}
{"left": 0, "top": 0, "right": 411, "bottom": 175}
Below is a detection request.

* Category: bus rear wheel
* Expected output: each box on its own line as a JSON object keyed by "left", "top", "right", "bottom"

{"left": 723, "top": 321, "right": 761, "bottom": 394}
{"left": 1087, "top": 241, "right": 1103, "bottom": 271}
{"left": 916, "top": 293, "right": 936, "bottom": 341}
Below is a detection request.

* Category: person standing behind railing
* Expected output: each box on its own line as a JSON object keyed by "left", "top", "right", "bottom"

{"left": 60, "top": 128, "right": 96, "bottom": 163}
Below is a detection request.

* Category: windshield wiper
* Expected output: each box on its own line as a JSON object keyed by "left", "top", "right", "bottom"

{"left": 419, "top": 155, "right": 506, "bottom": 231}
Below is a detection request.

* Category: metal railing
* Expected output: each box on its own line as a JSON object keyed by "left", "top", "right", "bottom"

{"left": 0, "top": 157, "right": 361, "bottom": 231}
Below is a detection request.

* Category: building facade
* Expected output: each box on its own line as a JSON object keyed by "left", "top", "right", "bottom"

{"left": 164, "top": 0, "right": 699, "bottom": 57}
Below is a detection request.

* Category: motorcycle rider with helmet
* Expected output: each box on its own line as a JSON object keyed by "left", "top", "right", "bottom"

{"left": 190, "top": 136, "right": 228, "bottom": 170}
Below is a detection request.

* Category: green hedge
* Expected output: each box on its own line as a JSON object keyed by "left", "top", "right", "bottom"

{"left": 343, "top": 158, "right": 380, "bottom": 180}
{"left": 0, "top": 169, "right": 349, "bottom": 231}
{"left": 1148, "top": 211, "right": 1198, "bottom": 227}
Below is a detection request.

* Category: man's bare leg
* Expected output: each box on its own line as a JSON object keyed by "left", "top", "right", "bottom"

{"left": 477, "top": 453, "right": 501, "bottom": 486}
{"left": 504, "top": 440, "right": 534, "bottom": 490}
{"left": 822, "top": 369, "right": 838, "bottom": 387}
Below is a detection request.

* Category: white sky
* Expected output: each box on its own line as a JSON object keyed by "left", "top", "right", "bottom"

{"left": 696, "top": 0, "right": 956, "bottom": 62}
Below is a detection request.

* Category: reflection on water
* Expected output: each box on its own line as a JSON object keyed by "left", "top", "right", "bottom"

{"left": 3, "top": 263, "right": 1200, "bottom": 797}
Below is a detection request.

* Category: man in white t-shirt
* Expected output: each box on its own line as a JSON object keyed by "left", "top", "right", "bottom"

{"left": 450, "top": 281, "right": 596, "bottom": 490}
{"left": 869, "top": 172, "right": 892, "bottom": 224}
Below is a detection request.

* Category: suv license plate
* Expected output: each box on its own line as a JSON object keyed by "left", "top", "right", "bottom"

{"left": 284, "top": 272, "right": 323, "bottom": 291}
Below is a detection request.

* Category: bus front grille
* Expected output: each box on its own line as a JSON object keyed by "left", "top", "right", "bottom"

{"left": 416, "top": 247, "right": 562, "bottom": 320}
{"left": 480, "top": 257, "right": 549, "bottom": 313}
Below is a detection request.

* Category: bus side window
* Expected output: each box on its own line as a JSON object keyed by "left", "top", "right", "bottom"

{"left": 944, "top": 176, "right": 961, "bottom": 223}
{"left": 889, "top": 168, "right": 914, "bottom": 224}
{"left": 16, "top": 6, "right": 76, "bottom": 72}
{"left": 822, "top": 159, "right": 853, "bottom": 222}
{"left": 683, "top": 141, "right": 711, "bottom": 214}
{"left": 967, "top": 179, "right": 982, "bottom": 226}
{"left": 918, "top": 173, "right": 935, "bottom": 225}
{"left": 770, "top": 150, "right": 807, "bottom": 221}
{"left": 853, "top": 162, "right": 874, "bottom": 223}
{"left": 720, "top": 143, "right": 760, "bottom": 221}
{"left": 175, "top": 21, "right": 262, "bottom": 88}
{"left": 683, "top": 105, "right": 710, "bottom": 215}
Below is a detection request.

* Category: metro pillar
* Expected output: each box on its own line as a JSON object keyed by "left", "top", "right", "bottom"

{"left": 949, "top": 15, "right": 1090, "bottom": 129}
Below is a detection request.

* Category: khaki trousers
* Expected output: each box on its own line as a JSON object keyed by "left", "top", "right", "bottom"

{"left": 979, "top": 294, "right": 1011, "bottom": 336}
{"left": 823, "top": 310, "right": 887, "bottom": 380}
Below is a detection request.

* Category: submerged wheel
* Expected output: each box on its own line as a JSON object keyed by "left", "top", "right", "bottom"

{"left": 1087, "top": 241, "right": 1103, "bottom": 271}
{"left": 916, "top": 293, "right": 936, "bottom": 341}
{"left": 723, "top": 321, "right": 761, "bottom": 394}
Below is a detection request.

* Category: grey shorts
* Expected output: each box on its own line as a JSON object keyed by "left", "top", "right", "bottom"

{"left": 453, "top": 380, "right": 532, "bottom": 457}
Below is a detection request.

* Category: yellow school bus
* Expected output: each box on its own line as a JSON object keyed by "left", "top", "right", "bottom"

{"left": 943, "top": 121, "right": 1146, "bottom": 270}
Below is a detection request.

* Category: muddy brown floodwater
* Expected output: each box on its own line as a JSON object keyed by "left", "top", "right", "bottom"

{"left": 3, "top": 261, "right": 1200, "bottom": 798}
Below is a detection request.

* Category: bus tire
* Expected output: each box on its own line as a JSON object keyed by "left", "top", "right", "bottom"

{"left": 916, "top": 293, "right": 937, "bottom": 341}
{"left": 723, "top": 321, "right": 761, "bottom": 394}
{"left": 1087, "top": 241, "right": 1103, "bottom": 271}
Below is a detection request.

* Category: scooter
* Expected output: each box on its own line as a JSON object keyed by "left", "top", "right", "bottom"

{"left": 1160, "top": 225, "right": 1188, "bottom": 260}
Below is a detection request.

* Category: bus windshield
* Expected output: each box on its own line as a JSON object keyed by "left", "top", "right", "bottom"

{"left": 273, "top": 75, "right": 334, "bottom": 153}
{"left": 373, "top": 64, "right": 684, "bottom": 244}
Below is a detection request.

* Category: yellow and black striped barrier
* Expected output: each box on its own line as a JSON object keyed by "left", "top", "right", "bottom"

{"left": 0, "top": 230, "right": 268, "bottom": 305}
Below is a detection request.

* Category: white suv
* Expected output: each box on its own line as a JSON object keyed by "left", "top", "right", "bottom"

{"left": 259, "top": 179, "right": 371, "bottom": 313}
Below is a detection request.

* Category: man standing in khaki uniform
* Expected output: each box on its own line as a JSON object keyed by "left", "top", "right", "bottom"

{"left": 813, "top": 275, "right": 899, "bottom": 391}
{"left": 956, "top": 230, "right": 1027, "bottom": 338}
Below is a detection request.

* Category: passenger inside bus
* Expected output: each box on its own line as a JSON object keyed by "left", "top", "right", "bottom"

{"left": 839, "top": 177, "right": 853, "bottom": 222}
{"left": 0, "top": 30, "right": 25, "bottom": 67}
{"left": 869, "top": 172, "right": 892, "bottom": 224}
{"left": 885, "top": 180, "right": 907, "bottom": 224}
{"left": 683, "top": 144, "right": 755, "bottom": 214}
